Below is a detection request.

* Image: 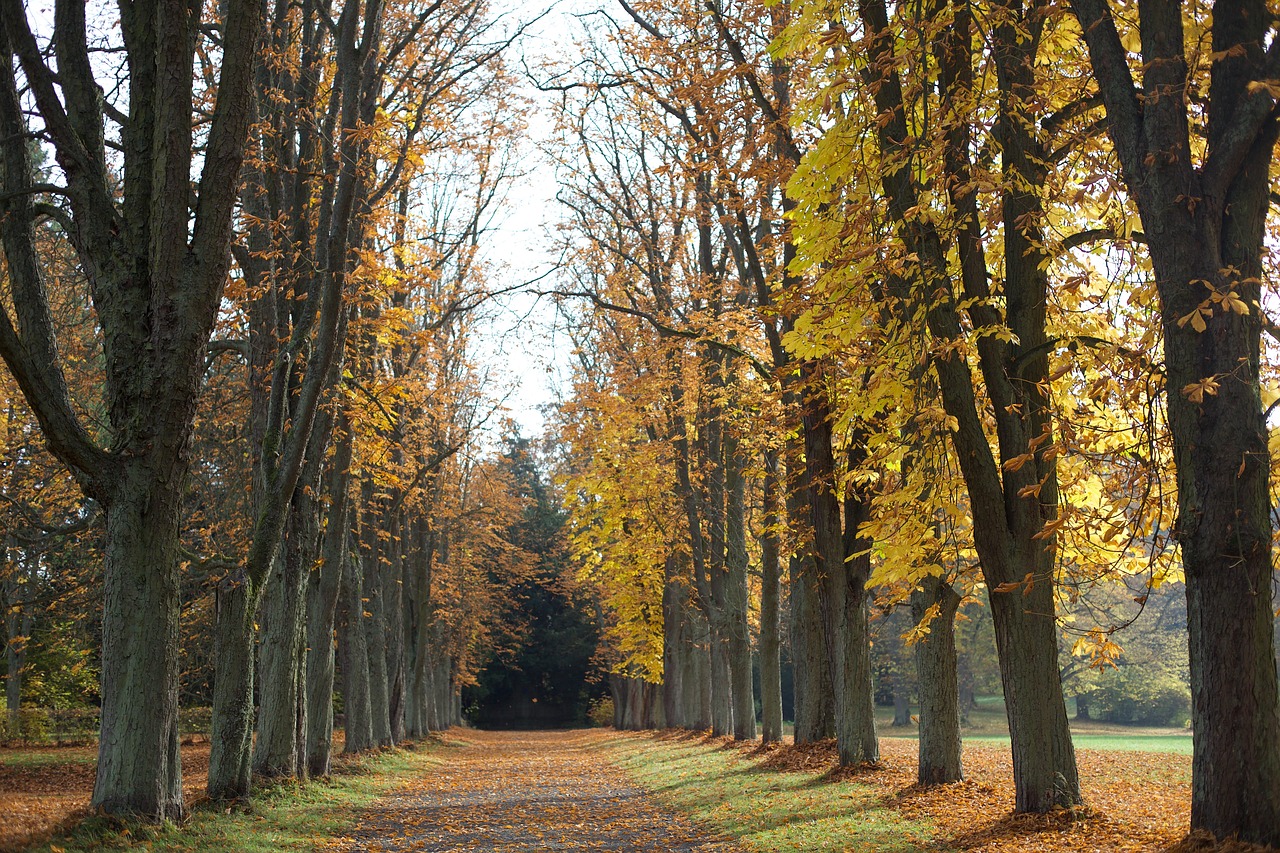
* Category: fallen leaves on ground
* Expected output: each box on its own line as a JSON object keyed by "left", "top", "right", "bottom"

{"left": 329, "top": 729, "right": 743, "bottom": 852}
{"left": 626, "top": 732, "right": 1263, "bottom": 853}
{"left": 0, "top": 742, "right": 210, "bottom": 853}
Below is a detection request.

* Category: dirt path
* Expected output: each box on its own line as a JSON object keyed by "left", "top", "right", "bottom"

{"left": 337, "top": 729, "right": 742, "bottom": 852}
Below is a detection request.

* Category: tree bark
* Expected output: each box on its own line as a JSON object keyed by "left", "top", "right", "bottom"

{"left": 758, "top": 451, "right": 784, "bottom": 744}
{"left": 912, "top": 576, "right": 963, "bottom": 784}
{"left": 383, "top": 507, "right": 406, "bottom": 744}
{"left": 91, "top": 470, "right": 185, "bottom": 818}
{"left": 1070, "top": 0, "right": 1280, "bottom": 840}
{"left": 725, "top": 437, "right": 756, "bottom": 741}
{"left": 339, "top": 499, "right": 374, "bottom": 754}
{"left": 254, "top": 486, "right": 319, "bottom": 779}
{"left": 661, "top": 554, "right": 686, "bottom": 729}
{"left": 304, "top": 423, "right": 353, "bottom": 776}
{"left": 0, "top": 0, "right": 264, "bottom": 819}
{"left": 362, "top": 493, "right": 393, "bottom": 747}
{"left": 803, "top": 372, "right": 877, "bottom": 765}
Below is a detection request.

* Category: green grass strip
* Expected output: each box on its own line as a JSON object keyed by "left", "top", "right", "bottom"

{"left": 27, "top": 743, "right": 442, "bottom": 853}
{"left": 602, "top": 736, "right": 941, "bottom": 853}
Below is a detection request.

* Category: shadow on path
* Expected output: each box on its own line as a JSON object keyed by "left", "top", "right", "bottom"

{"left": 339, "top": 729, "right": 742, "bottom": 852}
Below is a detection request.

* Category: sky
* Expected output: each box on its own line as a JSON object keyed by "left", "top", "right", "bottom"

{"left": 467, "top": 0, "right": 597, "bottom": 441}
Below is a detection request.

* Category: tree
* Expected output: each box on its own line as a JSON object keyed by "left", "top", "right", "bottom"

{"left": 1068, "top": 0, "right": 1280, "bottom": 842}
{"left": 0, "top": 0, "right": 263, "bottom": 818}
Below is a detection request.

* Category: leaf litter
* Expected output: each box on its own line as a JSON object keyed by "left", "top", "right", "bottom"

{"left": 329, "top": 729, "right": 742, "bottom": 852}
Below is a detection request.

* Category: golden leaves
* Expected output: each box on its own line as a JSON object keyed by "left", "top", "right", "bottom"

{"left": 1180, "top": 375, "right": 1220, "bottom": 404}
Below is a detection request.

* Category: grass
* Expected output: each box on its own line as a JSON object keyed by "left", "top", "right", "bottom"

{"left": 22, "top": 742, "right": 444, "bottom": 853}
{"left": 870, "top": 698, "right": 1193, "bottom": 754}
{"left": 944, "top": 732, "right": 1194, "bottom": 755}
{"left": 0, "top": 746, "right": 98, "bottom": 768}
{"left": 601, "top": 735, "right": 941, "bottom": 852}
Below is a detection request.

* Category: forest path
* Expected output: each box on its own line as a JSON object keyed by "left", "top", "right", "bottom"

{"left": 337, "top": 728, "right": 743, "bottom": 852}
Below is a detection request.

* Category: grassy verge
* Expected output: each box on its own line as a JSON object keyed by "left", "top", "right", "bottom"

{"left": 935, "top": 732, "right": 1194, "bottom": 755}
{"left": 25, "top": 742, "right": 443, "bottom": 853}
{"left": 601, "top": 735, "right": 940, "bottom": 853}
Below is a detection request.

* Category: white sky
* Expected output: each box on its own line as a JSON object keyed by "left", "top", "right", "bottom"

{"left": 471, "top": 0, "right": 600, "bottom": 440}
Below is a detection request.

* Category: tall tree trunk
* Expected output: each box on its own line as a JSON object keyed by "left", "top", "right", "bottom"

{"left": 339, "top": 504, "right": 374, "bottom": 754}
{"left": 363, "top": 496, "right": 393, "bottom": 747}
{"left": 662, "top": 554, "right": 685, "bottom": 729}
{"left": 208, "top": 579, "right": 256, "bottom": 798}
{"left": 912, "top": 576, "right": 962, "bottom": 784}
{"left": 304, "top": 424, "right": 353, "bottom": 776}
{"left": 91, "top": 471, "right": 185, "bottom": 818}
{"left": 725, "top": 437, "right": 755, "bottom": 740}
{"left": 254, "top": 485, "right": 320, "bottom": 779}
{"left": 758, "top": 452, "right": 783, "bottom": 744}
{"left": 1070, "top": 0, "right": 1280, "bottom": 839}
{"left": 858, "top": 0, "right": 1079, "bottom": 809}
{"left": 803, "top": 375, "right": 877, "bottom": 765}
{"left": 787, "top": 442, "right": 834, "bottom": 744}
{"left": 384, "top": 508, "right": 406, "bottom": 744}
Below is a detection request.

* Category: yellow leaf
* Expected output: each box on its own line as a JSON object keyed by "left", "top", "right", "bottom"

{"left": 1181, "top": 376, "right": 1220, "bottom": 404}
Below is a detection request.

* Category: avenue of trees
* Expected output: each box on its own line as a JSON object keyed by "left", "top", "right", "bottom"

{"left": 1, "top": 0, "right": 1279, "bottom": 849}
{"left": 0, "top": 0, "right": 544, "bottom": 820}
{"left": 546, "top": 0, "right": 1280, "bottom": 846}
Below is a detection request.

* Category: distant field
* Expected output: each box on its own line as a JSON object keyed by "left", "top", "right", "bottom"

{"left": 772, "top": 696, "right": 1198, "bottom": 755}
{"left": 888, "top": 732, "right": 1194, "bottom": 755}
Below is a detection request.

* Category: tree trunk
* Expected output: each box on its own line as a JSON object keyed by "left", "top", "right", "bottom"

{"left": 725, "top": 439, "right": 755, "bottom": 741}
{"left": 891, "top": 688, "right": 912, "bottom": 727}
{"left": 403, "top": 518, "right": 425, "bottom": 738}
{"left": 790, "top": 551, "right": 833, "bottom": 743}
{"left": 912, "top": 576, "right": 962, "bottom": 784}
{"left": 661, "top": 555, "right": 685, "bottom": 729}
{"left": 787, "top": 440, "right": 834, "bottom": 744}
{"left": 0, "top": 0, "right": 265, "bottom": 820}
{"left": 254, "top": 460, "right": 324, "bottom": 780}
{"left": 1069, "top": 0, "right": 1280, "bottom": 837}
{"left": 304, "top": 427, "right": 352, "bottom": 776}
{"left": 759, "top": 452, "right": 783, "bottom": 744}
{"left": 339, "top": 515, "right": 374, "bottom": 754}
{"left": 680, "top": 607, "right": 708, "bottom": 729}
{"left": 91, "top": 471, "right": 185, "bottom": 818}
{"left": 384, "top": 508, "right": 406, "bottom": 745}
{"left": 207, "top": 578, "right": 256, "bottom": 799}
{"left": 362, "top": 492, "right": 393, "bottom": 747}
{"left": 803, "top": 378, "right": 877, "bottom": 765}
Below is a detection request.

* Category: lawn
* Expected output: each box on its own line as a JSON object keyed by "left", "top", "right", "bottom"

{"left": 869, "top": 697, "right": 1193, "bottom": 755}
{"left": 0, "top": 738, "right": 445, "bottom": 853}
{"left": 601, "top": 734, "right": 935, "bottom": 853}
{"left": 605, "top": 731, "right": 1194, "bottom": 852}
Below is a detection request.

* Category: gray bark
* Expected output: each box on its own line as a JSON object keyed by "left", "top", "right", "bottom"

{"left": 661, "top": 555, "right": 686, "bottom": 729}
{"left": 339, "top": 499, "right": 374, "bottom": 754}
{"left": 383, "top": 509, "right": 406, "bottom": 744}
{"left": 858, "top": 0, "right": 1079, "bottom": 809}
{"left": 93, "top": 469, "right": 186, "bottom": 817}
{"left": 0, "top": 0, "right": 264, "bottom": 819}
{"left": 912, "top": 576, "right": 962, "bottom": 784}
{"left": 725, "top": 438, "right": 755, "bottom": 740}
{"left": 304, "top": 423, "right": 353, "bottom": 776}
{"left": 362, "top": 492, "right": 393, "bottom": 747}
{"left": 758, "top": 452, "right": 783, "bottom": 744}
{"left": 1070, "top": 0, "right": 1280, "bottom": 840}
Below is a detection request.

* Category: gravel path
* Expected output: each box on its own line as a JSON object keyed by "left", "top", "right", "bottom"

{"left": 340, "top": 729, "right": 741, "bottom": 852}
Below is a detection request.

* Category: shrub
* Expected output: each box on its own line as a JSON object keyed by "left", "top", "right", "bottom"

{"left": 1091, "top": 665, "right": 1191, "bottom": 726}
{"left": 587, "top": 697, "right": 614, "bottom": 727}
{"left": 0, "top": 707, "right": 52, "bottom": 745}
